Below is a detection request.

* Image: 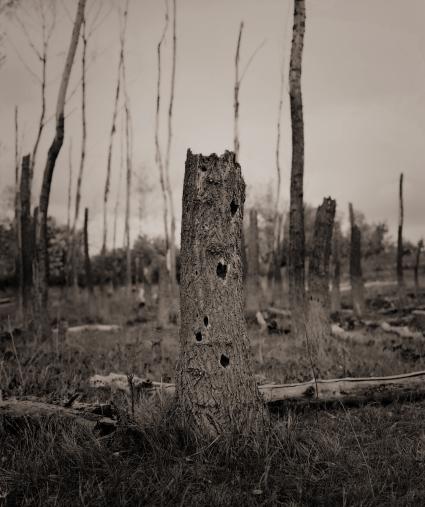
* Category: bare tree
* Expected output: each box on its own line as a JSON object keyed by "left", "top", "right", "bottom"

{"left": 113, "top": 118, "right": 124, "bottom": 252}
{"left": 414, "top": 239, "right": 423, "bottom": 298}
{"left": 83, "top": 207, "right": 93, "bottom": 295}
{"left": 176, "top": 150, "right": 267, "bottom": 437}
{"left": 397, "top": 173, "right": 405, "bottom": 304}
{"left": 234, "top": 21, "right": 243, "bottom": 160}
{"left": 34, "top": 0, "right": 86, "bottom": 339}
{"left": 14, "top": 106, "right": 23, "bottom": 321}
{"left": 246, "top": 208, "right": 262, "bottom": 314}
{"left": 102, "top": 3, "right": 127, "bottom": 254}
{"left": 120, "top": 0, "right": 132, "bottom": 295}
{"left": 349, "top": 203, "right": 365, "bottom": 318}
{"left": 288, "top": 0, "right": 306, "bottom": 340}
{"left": 19, "top": 154, "right": 32, "bottom": 327}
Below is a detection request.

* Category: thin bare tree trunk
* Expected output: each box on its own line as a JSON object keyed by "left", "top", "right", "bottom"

{"left": 121, "top": 5, "right": 132, "bottom": 296}
{"left": 288, "top": 0, "right": 306, "bottom": 340}
{"left": 113, "top": 119, "right": 124, "bottom": 253}
{"left": 83, "top": 207, "right": 93, "bottom": 295}
{"left": 331, "top": 220, "right": 341, "bottom": 313}
{"left": 397, "top": 173, "right": 405, "bottom": 305}
{"left": 233, "top": 22, "right": 243, "bottom": 160}
{"left": 246, "top": 208, "right": 262, "bottom": 314}
{"left": 14, "top": 106, "right": 23, "bottom": 322}
{"left": 102, "top": 5, "right": 126, "bottom": 254}
{"left": 34, "top": 0, "right": 85, "bottom": 340}
{"left": 20, "top": 154, "right": 32, "bottom": 328}
{"left": 349, "top": 203, "right": 365, "bottom": 318}
{"left": 305, "top": 197, "right": 336, "bottom": 373}
{"left": 414, "top": 239, "right": 423, "bottom": 298}
{"left": 64, "top": 139, "right": 73, "bottom": 293}
{"left": 176, "top": 150, "right": 267, "bottom": 437}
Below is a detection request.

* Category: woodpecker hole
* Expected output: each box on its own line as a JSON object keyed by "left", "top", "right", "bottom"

{"left": 216, "top": 262, "right": 227, "bottom": 279}
{"left": 195, "top": 331, "right": 203, "bottom": 342}
{"left": 220, "top": 354, "right": 230, "bottom": 368}
{"left": 230, "top": 200, "right": 239, "bottom": 216}
{"left": 204, "top": 316, "right": 209, "bottom": 327}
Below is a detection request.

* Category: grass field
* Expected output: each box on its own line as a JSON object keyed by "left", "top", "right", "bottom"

{"left": 2, "top": 283, "right": 425, "bottom": 506}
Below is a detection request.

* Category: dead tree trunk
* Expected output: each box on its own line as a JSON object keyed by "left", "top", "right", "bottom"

{"left": 397, "top": 173, "right": 405, "bottom": 304}
{"left": 175, "top": 150, "right": 267, "bottom": 437}
{"left": 83, "top": 207, "right": 93, "bottom": 295}
{"left": 20, "top": 154, "right": 33, "bottom": 327}
{"left": 331, "top": 220, "right": 341, "bottom": 313}
{"left": 288, "top": 0, "right": 306, "bottom": 340}
{"left": 305, "top": 197, "right": 336, "bottom": 372}
{"left": 246, "top": 208, "right": 262, "bottom": 314}
{"left": 14, "top": 106, "right": 23, "bottom": 322}
{"left": 349, "top": 203, "right": 365, "bottom": 318}
{"left": 414, "top": 239, "right": 423, "bottom": 297}
{"left": 156, "top": 254, "right": 171, "bottom": 329}
{"left": 35, "top": 0, "right": 85, "bottom": 340}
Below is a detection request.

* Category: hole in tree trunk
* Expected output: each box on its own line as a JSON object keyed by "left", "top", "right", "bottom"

{"left": 203, "top": 316, "right": 209, "bottom": 327}
{"left": 216, "top": 262, "right": 227, "bottom": 279}
{"left": 195, "top": 331, "right": 203, "bottom": 342}
{"left": 230, "top": 200, "right": 239, "bottom": 216}
{"left": 220, "top": 354, "right": 229, "bottom": 368}
{"left": 200, "top": 165, "right": 207, "bottom": 172}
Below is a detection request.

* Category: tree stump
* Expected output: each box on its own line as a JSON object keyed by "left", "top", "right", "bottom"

{"left": 175, "top": 150, "right": 267, "bottom": 437}
{"left": 246, "top": 208, "right": 262, "bottom": 314}
{"left": 306, "top": 197, "right": 336, "bottom": 373}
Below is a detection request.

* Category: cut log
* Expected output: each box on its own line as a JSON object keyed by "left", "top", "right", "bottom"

{"left": 90, "top": 370, "right": 425, "bottom": 406}
{"left": 0, "top": 399, "right": 116, "bottom": 434}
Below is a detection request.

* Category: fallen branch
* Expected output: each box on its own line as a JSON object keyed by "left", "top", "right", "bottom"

{"left": 90, "top": 370, "right": 425, "bottom": 406}
{"left": 267, "top": 307, "right": 291, "bottom": 317}
{"left": 66, "top": 324, "right": 121, "bottom": 334}
{"left": 0, "top": 399, "right": 116, "bottom": 434}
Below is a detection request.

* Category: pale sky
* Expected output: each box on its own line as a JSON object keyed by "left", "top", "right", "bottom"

{"left": 1, "top": 0, "right": 425, "bottom": 252}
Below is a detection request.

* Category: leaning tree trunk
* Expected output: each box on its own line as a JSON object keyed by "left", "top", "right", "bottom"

{"left": 288, "top": 0, "right": 306, "bottom": 341}
{"left": 397, "top": 173, "right": 405, "bottom": 305}
{"left": 19, "top": 154, "right": 33, "bottom": 328}
{"left": 175, "top": 150, "right": 267, "bottom": 437}
{"left": 414, "top": 239, "right": 423, "bottom": 298}
{"left": 349, "top": 203, "right": 365, "bottom": 318}
{"left": 35, "top": 0, "right": 86, "bottom": 340}
{"left": 331, "top": 220, "right": 341, "bottom": 313}
{"left": 305, "top": 197, "right": 336, "bottom": 374}
{"left": 245, "top": 208, "right": 262, "bottom": 314}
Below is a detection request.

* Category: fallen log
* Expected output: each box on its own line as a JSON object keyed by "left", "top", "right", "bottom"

{"left": 380, "top": 322, "right": 423, "bottom": 340}
{"left": 0, "top": 399, "right": 116, "bottom": 434}
{"left": 66, "top": 324, "right": 121, "bottom": 334}
{"left": 266, "top": 307, "right": 291, "bottom": 317}
{"left": 90, "top": 370, "right": 425, "bottom": 406}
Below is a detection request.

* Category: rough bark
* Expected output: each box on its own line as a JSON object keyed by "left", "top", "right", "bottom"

{"left": 35, "top": 0, "right": 86, "bottom": 340}
{"left": 233, "top": 21, "right": 243, "bottom": 160}
{"left": 19, "top": 154, "right": 33, "bottom": 327}
{"left": 397, "top": 173, "right": 405, "bottom": 304}
{"left": 414, "top": 239, "right": 423, "bottom": 297}
{"left": 246, "top": 208, "right": 262, "bottom": 313}
{"left": 331, "top": 220, "right": 341, "bottom": 313}
{"left": 288, "top": 0, "right": 306, "bottom": 341}
{"left": 305, "top": 197, "right": 336, "bottom": 372}
{"left": 175, "top": 150, "right": 267, "bottom": 437}
{"left": 349, "top": 203, "right": 365, "bottom": 317}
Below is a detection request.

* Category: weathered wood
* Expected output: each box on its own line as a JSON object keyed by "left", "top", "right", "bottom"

{"left": 0, "top": 399, "right": 116, "bottom": 433}
{"left": 397, "top": 173, "right": 405, "bottom": 304}
{"left": 176, "top": 150, "right": 267, "bottom": 436}
{"left": 90, "top": 370, "right": 425, "bottom": 407}
{"left": 246, "top": 208, "right": 262, "bottom": 313}
{"left": 306, "top": 197, "right": 336, "bottom": 368}
{"left": 414, "top": 240, "right": 423, "bottom": 297}
{"left": 20, "top": 154, "right": 33, "bottom": 328}
{"left": 349, "top": 203, "right": 365, "bottom": 317}
{"left": 65, "top": 324, "right": 120, "bottom": 334}
{"left": 83, "top": 208, "right": 93, "bottom": 294}
{"left": 288, "top": 0, "right": 306, "bottom": 341}
{"left": 331, "top": 221, "right": 341, "bottom": 313}
{"left": 380, "top": 321, "right": 423, "bottom": 340}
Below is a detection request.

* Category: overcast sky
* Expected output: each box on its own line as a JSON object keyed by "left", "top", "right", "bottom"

{"left": 1, "top": 0, "right": 425, "bottom": 252}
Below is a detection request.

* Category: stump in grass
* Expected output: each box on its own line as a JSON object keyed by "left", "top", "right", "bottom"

{"left": 175, "top": 149, "right": 267, "bottom": 437}
{"left": 349, "top": 203, "right": 365, "bottom": 318}
{"left": 306, "top": 197, "right": 336, "bottom": 372}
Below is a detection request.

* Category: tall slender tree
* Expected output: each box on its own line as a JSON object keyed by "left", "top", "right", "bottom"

{"left": 34, "top": 0, "right": 86, "bottom": 339}
{"left": 288, "top": 0, "right": 306, "bottom": 340}
{"left": 397, "top": 173, "right": 405, "bottom": 304}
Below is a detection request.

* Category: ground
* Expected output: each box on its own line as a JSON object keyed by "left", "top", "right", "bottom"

{"left": 1, "top": 282, "right": 425, "bottom": 506}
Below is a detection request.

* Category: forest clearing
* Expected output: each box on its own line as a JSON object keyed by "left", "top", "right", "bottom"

{"left": 1, "top": 0, "right": 425, "bottom": 505}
